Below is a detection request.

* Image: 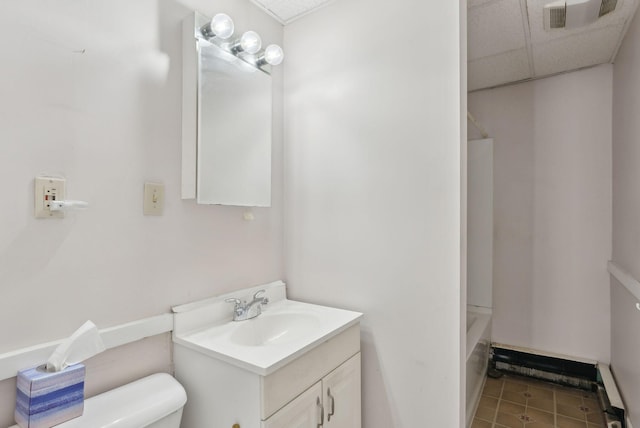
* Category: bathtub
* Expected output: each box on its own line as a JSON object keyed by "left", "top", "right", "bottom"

{"left": 466, "top": 307, "right": 492, "bottom": 427}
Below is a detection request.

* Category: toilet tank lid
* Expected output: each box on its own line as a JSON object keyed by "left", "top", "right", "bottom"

{"left": 76, "top": 373, "right": 186, "bottom": 427}
{"left": 11, "top": 373, "right": 187, "bottom": 428}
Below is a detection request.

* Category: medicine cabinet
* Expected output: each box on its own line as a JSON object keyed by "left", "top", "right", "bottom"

{"left": 181, "top": 12, "right": 272, "bottom": 207}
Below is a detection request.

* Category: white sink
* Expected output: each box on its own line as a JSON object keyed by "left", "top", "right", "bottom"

{"left": 230, "top": 312, "right": 322, "bottom": 346}
{"left": 172, "top": 284, "right": 362, "bottom": 376}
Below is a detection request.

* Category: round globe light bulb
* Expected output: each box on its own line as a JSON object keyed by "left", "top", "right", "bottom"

{"left": 240, "top": 31, "right": 262, "bottom": 55}
{"left": 263, "top": 44, "right": 284, "bottom": 66}
{"left": 211, "top": 13, "right": 234, "bottom": 40}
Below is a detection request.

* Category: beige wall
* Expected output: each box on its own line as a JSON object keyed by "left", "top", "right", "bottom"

{"left": 0, "top": 0, "right": 283, "bottom": 425}
{"left": 283, "top": 0, "right": 464, "bottom": 426}
{"left": 468, "top": 65, "right": 613, "bottom": 363}
{"left": 612, "top": 6, "right": 640, "bottom": 425}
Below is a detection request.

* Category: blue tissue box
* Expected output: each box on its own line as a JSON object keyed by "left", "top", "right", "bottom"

{"left": 15, "top": 363, "right": 85, "bottom": 428}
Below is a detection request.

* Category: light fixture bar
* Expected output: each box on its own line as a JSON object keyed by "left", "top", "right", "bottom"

{"left": 196, "top": 12, "right": 284, "bottom": 71}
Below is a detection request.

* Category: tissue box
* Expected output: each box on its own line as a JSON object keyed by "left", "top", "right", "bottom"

{"left": 15, "top": 363, "right": 85, "bottom": 428}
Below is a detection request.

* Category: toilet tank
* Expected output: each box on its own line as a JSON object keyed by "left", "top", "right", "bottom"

{"left": 11, "top": 373, "right": 187, "bottom": 428}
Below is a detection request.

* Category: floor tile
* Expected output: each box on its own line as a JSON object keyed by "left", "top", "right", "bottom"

{"left": 525, "top": 407, "right": 555, "bottom": 425}
{"left": 472, "top": 373, "right": 607, "bottom": 428}
{"left": 528, "top": 386, "right": 554, "bottom": 401}
{"left": 557, "top": 414, "right": 588, "bottom": 428}
{"left": 557, "top": 402, "right": 588, "bottom": 420}
{"left": 475, "top": 405, "right": 496, "bottom": 422}
{"left": 503, "top": 379, "right": 528, "bottom": 393}
{"left": 496, "top": 412, "right": 525, "bottom": 427}
{"left": 585, "top": 411, "right": 606, "bottom": 425}
{"left": 556, "top": 392, "right": 583, "bottom": 406}
{"left": 527, "top": 397, "right": 555, "bottom": 412}
{"left": 478, "top": 395, "right": 498, "bottom": 410}
{"left": 483, "top": 378, "right": 504, "bottom": 398}
{"left": 471, "top": 418, "right": 492, "bottom": 428}
{"left": 498, "top": 400, "right": 525, "bottom": 415}
{"left": 502, "top": 390, "right": 527, "bottom": 404}
{"left": 555, "top": 386, "right": 583, "bottom": 395}
{"left": 583, "top": 398, "right": 600, "bottom": 411}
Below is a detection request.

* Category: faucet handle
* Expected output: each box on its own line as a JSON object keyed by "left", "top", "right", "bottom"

{"left": 253, "top": 290, "right": 269, "bottom": 305}
{"left": 225, "top": 298, "right": 244, "bottom": 315}
{"left": 225, "top": 297, "right": 242, "bottom": 306}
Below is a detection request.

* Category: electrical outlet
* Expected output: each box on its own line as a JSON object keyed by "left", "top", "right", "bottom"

{"left": 143, "top": 182, "right": 164, "bottom": 216}
{"left": 35, "top": 177, "right": 66, "bottom": 219}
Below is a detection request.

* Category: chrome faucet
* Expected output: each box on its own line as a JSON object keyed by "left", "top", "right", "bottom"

{"left": 225, "top": 290, "right": 269, "bottom": 321}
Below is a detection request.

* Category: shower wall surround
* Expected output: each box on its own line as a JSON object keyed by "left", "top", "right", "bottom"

{"left": 612, "top": 5, "right": 640, "bottom": 426}
{"left": 0, "top": 0, "right": 283, "bottom": 425}
{"left": 468, "top": 65, "right": 613, "bottom": 363}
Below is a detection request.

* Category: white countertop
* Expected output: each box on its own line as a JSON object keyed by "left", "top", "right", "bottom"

{"left": 172, "top": 283, "right": 362, "bottom": 376}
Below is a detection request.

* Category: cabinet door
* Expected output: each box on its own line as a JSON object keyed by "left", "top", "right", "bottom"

{"left": 262, "top": 382, "right": 323, "bottom": 428}
{"left": 323, "top": 353, "right": 361, "bottom": 428}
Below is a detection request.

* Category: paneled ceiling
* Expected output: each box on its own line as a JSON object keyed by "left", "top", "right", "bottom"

{"left": 249, "top": 0, "right": 638, "bottom": 91}
{"left": 469, "top": 0, "right": 638, "bottom": 91}
{"left": 250, "top": 0, "right": 335, "bottom": 24}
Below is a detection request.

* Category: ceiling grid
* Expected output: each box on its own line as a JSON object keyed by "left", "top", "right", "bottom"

{"left": 247, "top": 0, "right": 639, "bottom": 90}
{"left": 250, "top": 0, "right": 336, "bottom": 24}
{"left": 468, "top": 0, "right": 639, "bottom": 91}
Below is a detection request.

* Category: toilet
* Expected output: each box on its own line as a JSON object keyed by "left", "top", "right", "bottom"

{"left": 11, "top": 373, "right": 187, "bottom": 428}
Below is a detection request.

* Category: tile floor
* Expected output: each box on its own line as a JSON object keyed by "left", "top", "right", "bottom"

{"left": 471, "top": 374, "right": 607, "bottom": 428}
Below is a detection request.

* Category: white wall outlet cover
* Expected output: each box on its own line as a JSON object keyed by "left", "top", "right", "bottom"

{"left": 143, "top": 182, "right": 164, "bottom": 216}
{"left": 34, "top": 176, "right": 66, "bottom": 219}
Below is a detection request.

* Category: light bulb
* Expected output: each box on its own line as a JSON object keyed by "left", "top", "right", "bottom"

{"left": 239, "top": 31, "right": 262, "bottom": 54}
{"left": 263, "top": 44, "right": 284, "bottom": 66}
{"left": 202, "top": 13, "right": 234, "bottom": 40}
{"left": 211, "top": 14, "right": 234, "bottom": 39}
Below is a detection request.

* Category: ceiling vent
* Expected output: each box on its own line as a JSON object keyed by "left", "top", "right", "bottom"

{"left": 599, "top": 0, "right": 619, "bottom": 16}
{"left": 544, "top": 0, "right": 618, "bottom": 30}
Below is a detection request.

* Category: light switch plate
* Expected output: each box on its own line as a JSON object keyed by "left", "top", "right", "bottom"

{"left": 35, "top": 176, "right": 66, "bottom": 219}
{"left": 143, "top": 182, "right": 164, "bottom": 216}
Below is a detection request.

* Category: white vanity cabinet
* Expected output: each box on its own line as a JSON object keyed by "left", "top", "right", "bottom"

{"left": 174, "top": 323, "right": 362, "bottom": 428}
{"left": 321, "top": 352, "right": 362, "bottom": 428}
{"left": 262, "top": 382, "right": 322, "bottom": 428}
{"left": 263, "top": 353, "right": 361, "bottom": 428}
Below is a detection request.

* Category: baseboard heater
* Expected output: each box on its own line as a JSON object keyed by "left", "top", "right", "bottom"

{"left": 491, "top": 344, "right": 625, "bottom": 428}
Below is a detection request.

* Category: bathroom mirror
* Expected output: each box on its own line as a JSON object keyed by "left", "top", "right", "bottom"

{"left": 182, "top": 13, "right": 272, "bottom": 207}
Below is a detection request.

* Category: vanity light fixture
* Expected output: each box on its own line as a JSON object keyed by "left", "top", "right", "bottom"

{"left": 201, "top": 13, "right": 234, "bottom": 40}
{"left": 231, "top": 31, "right": 262, "bottom": 55}
{"left": 197, "top": 12, "right": 284, "bottom": 69}
{"left": 257, "top": 44, "right": 284, "bottom": 66}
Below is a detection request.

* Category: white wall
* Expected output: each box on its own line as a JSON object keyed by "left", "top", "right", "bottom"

{"left": 468, "top": 65, "right": 613, "bottom": 363}
{"left": 612, "top": 7, "right": 640, "bottom": 425}
{"left": 283, "top": 0, "right": 464, "bottom": 426}
{"left": 0, "top": 0, "right": 283, "bottom": 425}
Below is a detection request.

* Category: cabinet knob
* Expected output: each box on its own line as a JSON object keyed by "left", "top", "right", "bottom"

{"left": 232, "top": 425, "right": 240, "bottom": 428}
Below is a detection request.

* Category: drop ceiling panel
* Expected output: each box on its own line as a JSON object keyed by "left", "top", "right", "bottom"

{"left": 468, "top": 0, "right": 638, "bottom": 91}
{"left": 468, "top": 0, "right": 528, "bottom": 60}
{"left": 248, "top": 0, "right": 638, "bottom": 90}
{"left": 250, "top": 0, "right": 334, "bottom": 24}
{"left": 532, "top": 24, "right": 623, "bottom": 75}
{"left": 469, "top": 49, "right": 532, "bottom": 91}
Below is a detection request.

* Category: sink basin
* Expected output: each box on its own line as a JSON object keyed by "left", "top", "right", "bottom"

{"left": 172, "top": 289, "right": 362, "bottom": 376}
{"left": 230, "top": 313, "right": 322, "bottom": 346}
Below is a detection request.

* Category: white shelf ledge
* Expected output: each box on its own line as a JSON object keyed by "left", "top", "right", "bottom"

{"left": 0, "top": 314, "right": 173, "bottom": 382}
{"left": 608, "top": 261, "right": 640, "bottom": 303}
